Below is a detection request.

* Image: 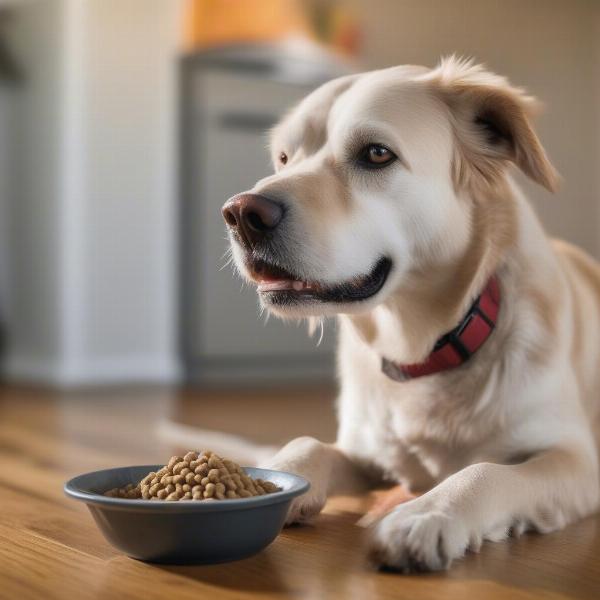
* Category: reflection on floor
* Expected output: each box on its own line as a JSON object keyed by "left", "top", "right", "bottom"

{"left": 162, "top": 385, "right": 338, "bottom": 465}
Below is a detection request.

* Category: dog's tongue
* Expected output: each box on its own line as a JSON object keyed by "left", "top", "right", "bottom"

{"left": 257, "top": 280, "right": 311, "bottom": 292}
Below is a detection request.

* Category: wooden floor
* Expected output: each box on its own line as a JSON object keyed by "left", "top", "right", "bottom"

{"left": 1, "top": 385, "right": 599, "bottom": 600}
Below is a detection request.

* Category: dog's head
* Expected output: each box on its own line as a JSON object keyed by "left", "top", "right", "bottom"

{"left": 222, "top": 57, "right": 557, "bottom": 321}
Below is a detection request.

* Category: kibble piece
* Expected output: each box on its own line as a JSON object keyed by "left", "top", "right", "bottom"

{"left": 167, "top": 456, "right": 183, "bottom": 470}
{"left": 204, "top": 482, "right": 216, "bottom": 498}
{"left": 183, "top": 451, "right": 198, "bottom": 463}
{"left": 215, "top": 482, "right": 226, "bottom": 500}
{"left": 208, "top": 455, "right": 222, "bottom": 469}
{"left": 224, "top": 478, "right": 237, "bottom": 491}
{"left": 141, "top": 472, "right": 154, "bottom": 486}
{"left": 195, "top": 463, "right": 209, "bottom": 477}
{"left": 260, "top": 480, "right": 279, "bottom": 493}
{"left": 172, "top": 461, "right": 188, "bottom": 475}
{"left": 149, "top": 483, "right": 161, "bottom": 496}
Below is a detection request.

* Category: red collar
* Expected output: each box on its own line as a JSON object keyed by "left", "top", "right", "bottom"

{"left": 381, "top": 276, "right": 501, "bottom": 382}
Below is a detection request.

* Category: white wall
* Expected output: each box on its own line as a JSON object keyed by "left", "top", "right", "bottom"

{"left": 353, "top": 0, "right": 600, "bottom": 257}
{"left": 0, "top": 87, "right": 15, "bottom": 339}
{"left": 4, "top": 0, "right": 182, "bottom": 385}
{"left": 596, "top": 3, "right": 600, "bottom": 252}
{"left": 4, "top": 0, "right": 67, "bottom": 380}
{"left": 75, "top": 0, "right": 181, "bottom": 382}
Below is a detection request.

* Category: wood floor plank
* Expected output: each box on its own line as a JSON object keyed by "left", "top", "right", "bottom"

{"left": 0, "top": 385, "right": 598, "bottom": 599}
{"left": 0, "top": 525, "right": 251, "bottom": 600}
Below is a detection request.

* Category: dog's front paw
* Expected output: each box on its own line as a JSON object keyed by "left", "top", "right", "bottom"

{"left": 284, "top": 490, "right": 327, "bottom": 525}
{"left": 264, "top": 459, "right": 326, "bottom": 525}
{"left": 368, "top": 501, "right": 470, "bottom": 573}
{"left": 261, "top": 437, "right": 329, "bottom": 525}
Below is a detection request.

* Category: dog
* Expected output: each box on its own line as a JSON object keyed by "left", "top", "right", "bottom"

{"left": 221, "top": 57, "right": 600, "bottom": 572}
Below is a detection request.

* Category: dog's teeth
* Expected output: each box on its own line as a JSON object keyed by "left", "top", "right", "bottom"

{"left": 257, "top": 280, "right": 294, "bottom": 291}
{"left": 293, "top": 281, "right": 304, "bottom": 291}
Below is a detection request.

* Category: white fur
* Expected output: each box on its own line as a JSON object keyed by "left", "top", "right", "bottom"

{"left": 227, "top": 59, "right": 600, "bottom": 572}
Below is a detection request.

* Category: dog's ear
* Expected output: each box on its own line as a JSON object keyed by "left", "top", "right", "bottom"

{"left": 429, "top": 56, "right": 559, "bottom": 193}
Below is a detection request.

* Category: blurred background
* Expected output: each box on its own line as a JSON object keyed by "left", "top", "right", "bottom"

{"left": 0, "top": 0, "right": 599, "bottom": 453}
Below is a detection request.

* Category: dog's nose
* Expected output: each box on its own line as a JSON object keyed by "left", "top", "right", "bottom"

{"left": 222, "top": 193, "right": 283, "bottom": 247}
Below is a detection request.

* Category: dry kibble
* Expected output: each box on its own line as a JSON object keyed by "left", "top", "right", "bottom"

{"left": 183, "top": 451, "right": 198, "bottom": 463}
{"left": 141, "top": 472, "right": 155, "bottom": 485}
{"left": 195, "top": 463, "right": 209, "bottom": 477}
{"left": 204, "top": 482, "right": 216, "bottom": 498}
{"left": 172, "top": 461, "right": 188, "bottom": 475}
{"left": 103, "top": 450, "right": 280, "bottom": 502}
{"left": 167, "top": 456, "right": 182, "bottom": 470}
{"left": 207, "top": 455, "right": 221, "bottom": 469}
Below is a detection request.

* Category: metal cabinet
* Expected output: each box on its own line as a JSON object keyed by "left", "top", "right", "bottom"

{"left": 180, "top": 45, "right": 348, "bottom": 385}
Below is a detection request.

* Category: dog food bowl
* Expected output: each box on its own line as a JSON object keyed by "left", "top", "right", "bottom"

{"left": 65, "top": 465, "right": 309, "bottom": 564}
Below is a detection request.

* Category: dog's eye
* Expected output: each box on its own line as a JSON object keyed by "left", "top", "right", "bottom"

{"left": 279, "top": 152, "right": 288, "bottom": 165}
{"left": 358, "top": 144, "right": 396, "bottom": 169}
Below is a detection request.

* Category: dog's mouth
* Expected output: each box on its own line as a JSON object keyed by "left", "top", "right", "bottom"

{"left": 246, "top": 257, "right": 393, "bottom": 306}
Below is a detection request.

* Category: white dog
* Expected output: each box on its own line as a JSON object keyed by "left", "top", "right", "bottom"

{"left": 221, "top": 57, "right": 600, "bottom": 572}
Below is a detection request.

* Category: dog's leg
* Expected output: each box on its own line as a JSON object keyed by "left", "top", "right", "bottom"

{"left": 368, "top": 443, "right": 599, "bottom": 572}
{"left": 262, "top": 436, "right": 369, "bottom": 524}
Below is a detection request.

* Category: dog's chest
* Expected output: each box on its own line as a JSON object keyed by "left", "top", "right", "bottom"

{"left": 371, "top": 387, "right": 479, "bottom": 489}
{"left": 339, "top": 366, "right": 500, "bottom": 491}
{"left": 336, "top": 319, "right": 509, "bottom": 491}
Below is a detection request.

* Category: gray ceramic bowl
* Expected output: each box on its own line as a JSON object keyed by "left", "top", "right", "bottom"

{"left": 65, "top": 464, "right": 309, "bottom": 564}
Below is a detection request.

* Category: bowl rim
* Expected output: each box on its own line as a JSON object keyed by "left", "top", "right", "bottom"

{"left": 64, "top": 465, "right": 310, "bottom": 512}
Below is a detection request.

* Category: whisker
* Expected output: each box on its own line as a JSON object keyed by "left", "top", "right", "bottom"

{"left": 316, "top": 319, "right": 325, "bottom": 346}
